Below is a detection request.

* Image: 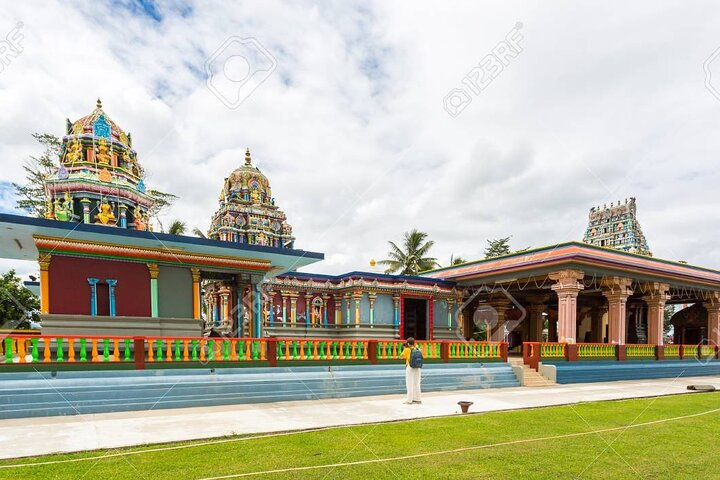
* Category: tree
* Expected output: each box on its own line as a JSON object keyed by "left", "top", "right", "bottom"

{"left": 379, "top": 229, "right": 439, "bottom": 275}
{"left": 167, "top": 219, "right": 186, "bottom": 235}
{"left": 449, "top": 254, "right": 467, "bottom": 266}
{"left": 0, "top": 270, "right": 40, "bottom": 330}
{"left": 146, "top": 189, "right": 178, "bottom": 225}
{"left": 192, "top": 227, "right": 207, "bottom": 238}
{"left": 484, "top": 237, "right": 529, "bottom": 259}
{"left": 664, "top": 304, "right": 676, "bottom": 336}
{"left": 13, "top": 133, "right": 62, "bottom": 217}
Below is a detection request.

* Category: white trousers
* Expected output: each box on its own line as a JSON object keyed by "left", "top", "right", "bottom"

{"left": 405, "top": 366, "right": 422, "bottom": 402}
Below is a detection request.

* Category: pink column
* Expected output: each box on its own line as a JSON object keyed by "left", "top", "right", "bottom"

{"left": 488, "top": 298, "right": 510, "bottom": 342}
{"left": 525, "top": 295, "right": 547, "bottom": 342}
{"left": 549, "top": 270, "right": 584, "bottom": 344}
{"left": 601, "top": 277, "right": 633, "bottom": 345}
{"left": 642, "top": 282, "right": 670, "bottom": 345}
{"left": 704, "top": 293, "right": 720, "bottom": 346}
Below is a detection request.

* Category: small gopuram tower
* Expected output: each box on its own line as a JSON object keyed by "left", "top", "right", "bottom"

{"left": 45, "top": 99, "right": 157, "bottom": 230}
{"left": 208, "top": 149, "right": 294, "bottom": 248}
{"left": 583, "top": 197, "right": 652, "bottom": 255}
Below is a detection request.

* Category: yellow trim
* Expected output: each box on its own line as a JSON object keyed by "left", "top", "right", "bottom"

{"left": 38, "top": 254, "right": 51, "bottom": 314}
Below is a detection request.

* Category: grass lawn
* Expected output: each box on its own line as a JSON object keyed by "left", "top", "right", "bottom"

{"left": 1, "top": 392, "right": 719, "bottom": 479}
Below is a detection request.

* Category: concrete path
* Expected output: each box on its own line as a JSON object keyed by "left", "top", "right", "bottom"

{"left": 1, "top": 375, "right": 718, "bottom": 460}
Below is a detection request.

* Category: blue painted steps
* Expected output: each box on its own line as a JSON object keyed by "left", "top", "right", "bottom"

{"left": 0, "top": 362, "right": 519, "bottom": 419}
{"left": 546, "top": 360, "right": 720, "bottom": 384}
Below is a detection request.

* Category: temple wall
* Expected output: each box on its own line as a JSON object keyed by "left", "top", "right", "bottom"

{"left": 158, "top": 266, "right": 193, "bottom": 319}
{"left": 360, "top": 295, "right": 370, "bottom": 323}
{"left": 49, "top": 255, "right": 151, "bottom": 317}
{"left": 434, "top": 299, "right": 449, "bottom": 326}
{"left": 374, "top": 294, "right": 394, "bottom": 324}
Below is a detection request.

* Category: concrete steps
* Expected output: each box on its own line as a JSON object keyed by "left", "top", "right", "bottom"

{"left": 509, "top": 357, "right": 555, "bottom": 387}
{"left": 547, "top": 360, "right": 720, "bottom": 384}
{"left": 0, "top": 362, "right": 519, "bottom": 420}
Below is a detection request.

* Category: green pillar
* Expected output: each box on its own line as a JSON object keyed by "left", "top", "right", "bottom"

{"left": 148, "top": 264, "right": 160, "bottom": 317}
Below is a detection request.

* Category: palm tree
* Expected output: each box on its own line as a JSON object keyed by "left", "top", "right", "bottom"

{"left": 168, "top": 220, "right": 186, "bottom": 236}
{"left": 379, "top": 229, "right": 439, "bottom": 275}
{"left": 192, "top": 227, "right": 207, "bottom": 238}
{"left": 449, "top": 254, "right": 467, "bottom": 266}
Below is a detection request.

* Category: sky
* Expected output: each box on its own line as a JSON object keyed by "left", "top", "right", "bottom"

{"left": 0, "top": 0, "right": 719, "bottom": 280}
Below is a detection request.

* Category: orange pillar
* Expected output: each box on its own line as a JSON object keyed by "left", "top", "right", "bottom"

{"left": 602, "top": 276, "right": 633, "bottom": 345}
{"left": 642, "top": 282, "right": 670, "bottom": 345}
{"left": 549, "top": 269, "right": 584, "bottom": 343}
{"left": 190, "top": 268, "right": 201, "bottom": 320}
{"left": 38, "top": 254, "right": 52, "bottom": 314}
{"left": 705, "top": 294, "right": 720, "bottom": 346}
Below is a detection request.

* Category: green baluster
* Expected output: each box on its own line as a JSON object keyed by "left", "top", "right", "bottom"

{"left": 223, "top": 340, "right": 230, "bottom": 361}
{"left": 192, "top": 340, "right": 198, "bottom": 361}
{"left": 291, "top": 341, "right": 298, "bottom": 360}
{"left": 319, "top": 341, "right": 326, "bottom": 360}
{"left": 79, "top": 338, "right": 87, "bottom": 362}
{"left": 175, "top": 340, "right": 182, "bottom": 361}
{"left": 103, "top": 339, "right": 110, "bottom": 362}
{"left": 4, "top": 338, "right": 12, "bottom": 363}
{"left": 343, "top": 342, "right": 349, "bottom": 359}
{"left": 207, "top": 340, "right": 214, "bottom": 361}
{"left": 332, "top": 342, "right": 338, "bottom": 359}
{"left": 156, "top": 340, "right": 164, "bottom": 361}
{"left": 56, "top": 338, "right": 64, "bottom": 362}
{"left": 124, "top": 339, "right": 132, "bottom": 361}
{"left": 31, "top": 338, "right": 39, "bottom": 362}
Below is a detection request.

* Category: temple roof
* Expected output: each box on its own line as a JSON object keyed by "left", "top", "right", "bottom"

{"left": 68, "top": 98, "right": 131, "bottom": 147}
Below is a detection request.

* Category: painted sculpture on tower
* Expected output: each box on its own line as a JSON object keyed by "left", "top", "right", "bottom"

{"left": 208, "top": 149, "right": 295, "bottom": 249}
{"left": 44, "top": 99, "right": 158, "bottom": 230}
{"left": 582, "top": 197, "right": 652, "bottom": 256}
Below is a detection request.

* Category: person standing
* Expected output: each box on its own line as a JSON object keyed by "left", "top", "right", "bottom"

{"left": 401, "top": 337, "right": 423, "bottom": 404}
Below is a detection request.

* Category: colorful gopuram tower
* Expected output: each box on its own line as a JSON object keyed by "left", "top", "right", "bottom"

{"left": 583, "top": 197, "right": 652, "bottom": 255}
{"left": 44, "top": 99, "right": 157, "bottom": 230}
{"left": 208, "top": 149, "right": 294, "bottom": 248}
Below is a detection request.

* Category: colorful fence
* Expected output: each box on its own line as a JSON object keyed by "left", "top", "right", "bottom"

{"left": 0, "top": 335, "right": 507, "bottom": 368}
{"left": 523, "top": 342, "right": 719, "bottom": 371}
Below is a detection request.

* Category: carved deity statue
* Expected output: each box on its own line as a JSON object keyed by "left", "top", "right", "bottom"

{"left": 65, "top": 138, "right": 83, "bottom": 164}
{"left": 263, "top": 301, "right": 270, "bottom": 325}
{"left": 95, "top": 138, "right": 111, "bottom": 165}
{"left": 134, "top": 208, "right": 147, "bottom": 231}
{"left": 95, "top": 203, "right": 117, "bottom": 225}
{"left": 250, "top": 188, "right": 261, "bottom": 204}
{"left": 54, "top": 192, "right": 73, "bottom": 221}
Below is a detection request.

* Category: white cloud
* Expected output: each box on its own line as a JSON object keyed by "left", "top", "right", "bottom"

{"left": 0, "top": 0, "right": 718, "bottom": 283}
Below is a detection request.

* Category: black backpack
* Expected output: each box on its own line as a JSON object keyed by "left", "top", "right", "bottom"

{"left": 409, "top": 348, "right": 423, "bottom": 368}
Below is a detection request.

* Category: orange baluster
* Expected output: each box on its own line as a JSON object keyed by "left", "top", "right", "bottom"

{"left": 147, "top": 340, "right": 155, "bottom": 362}
{"left": 260, "top": 341, "right": 267, "bottom": 361}
{"left": 68, "top": 339, "right": 75, "bottom": 363}
{"left": 363, "top": 341, "right": 369, "bottom": 360}
{"left": 166, "top": 339, "right": 173, "bottom": 362}
{"left": 230, "top": 340, "right": 238, "bottom": 361}
{"left": 350, "top": 342, "right": 356, "bottom": 360}
{"left": 215, "top": 340, "right": 222, "bottom": 360}
{"left": 285, "top": 341, "right": 290, "bottom": 359}
{"left": 43, "top": 338, "right": 51, "bottom": 363}
{"left": 183, "top": 340, "right": 190, "bottom": 361}
{"left": 113, "top": 339, "right": 120, "bottom": 361}
{"left": 300, "top": 341, "right": 306, "bottom": 360}
{"left": 17, "top": 339, "right": 26, "bottom": 363}
{"left": 339, "top": 341, "right": 345, "bottom": 360}
{"left": 199, "top": 340, "right": 206, "bottom": 362}
{"left": 91, "top": 339, "right": 99, "bottom": 362}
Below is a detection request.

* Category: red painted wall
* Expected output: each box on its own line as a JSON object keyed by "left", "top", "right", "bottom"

{"left": 49, "top": 255, "right": 151, "bottom": 317}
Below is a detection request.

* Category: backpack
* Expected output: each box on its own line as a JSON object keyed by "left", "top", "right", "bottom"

{"left": 409, "top": 347, "right": 423, "bottom": 368}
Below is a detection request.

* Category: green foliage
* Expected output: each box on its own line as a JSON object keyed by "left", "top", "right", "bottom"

{"left": 449, "top": 254, "right": 466, "bottom": 266}
{"left": 167, "top": 219, "right": 187, "bottom": 236}
{"left": 664, "top": 304, "right": 676, "bottom": 334}
{"left": 147, "top": 189, "right": 178, "bottom": 222}
{"left": 0, "top": 270, "right": 40, "bottom": 329}
{"left": 12, "top": 133, "right": 62, "bottom": 217}
{"left": 192, "top": 227, "right": 207, "bottom": 238}
{"left": 379, "top": 229, "right": 439, "bottom": 275}
{"left": 484, "top": 236, "right": 529, "bottom": 259}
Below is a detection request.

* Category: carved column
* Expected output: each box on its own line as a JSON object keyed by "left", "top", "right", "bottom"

{"left": 526, "top": 296, "right": 547, "bottom": 342}
{"left": 642, "top": 282, "right": 670, "bottom": 345}
{"left": 219, "top": 286, "right": 231, "bottom": 330}
{"left": 447, "top": 298, "right": 456, "bottom": 328}
{"left": 38, "top": 254, "right": 52, "bottom": 314}
{"left": 590, "top": 302, "right": 607, "bottom": 343}
{"left": 353, "top": 291, "right": 362, "bottom": 328}
{"left": 368, "top": 293, "right": 376, "bottom": 327}
{"left": 704, "top": 292, "right": 720, "bottom": 346}
{"left": 322, "top": 294, "right": 330, "bottom": 326}
{"left": 601, "top": 276, "right": 634, "bottom": 345}
{"left": 289, "top": 294, "right": 298, "bottom": 326}
{"left": 334, "top": 295, "right": 342, "bottom": 325}
{"left": 281, "top": 292, "right": 288, "bottom": 325}
{"left": 344, "top": 293, "right": 352, "bottom": 326}
{"left": 147, "top": 263, "right": 160, "bottom": 317}
{"left": 190, "top": 268, "right": 201, "bottom": 320}
{"left": 488, "top": 297, "right": 510, "bottom": 342}
{"left": 305, "top": 294, "right": 311, "bottom": 326}
{"left": 392, "top": 295, "right": 401, "bottom": 329}
{"left": 549, "top": 269, "right": 585, "bottom": 343}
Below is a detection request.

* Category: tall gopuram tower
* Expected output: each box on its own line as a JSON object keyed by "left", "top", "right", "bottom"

{"left": 208, "top": 149, "right": 294, "bottom": 249}
{"left": 583, "top": 197, "right": 652, "bottom": 256}
{"left": 44, "top": 99, "right": 157, "bottom": 230}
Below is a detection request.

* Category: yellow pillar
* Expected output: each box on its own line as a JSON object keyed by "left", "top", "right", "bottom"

{"left": 190, "top": 268, "right": 201, "bottom": 320}
{"left": 38, "top": 254, "right": 51, "bottom": 314}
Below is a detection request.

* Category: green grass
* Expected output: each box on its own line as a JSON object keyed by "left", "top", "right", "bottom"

{"left": 1, "top": 392, "right": 719, "bottom": 479}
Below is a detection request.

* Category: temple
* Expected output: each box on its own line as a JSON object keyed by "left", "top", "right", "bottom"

{"left": 582, "top": 197, "right": 651, "bottom": 255}
{"left": 45, "top": 99, "right": 156, "bottom": 231}
{"left": 0, "top": 99, "right": 719, "bottom": 352}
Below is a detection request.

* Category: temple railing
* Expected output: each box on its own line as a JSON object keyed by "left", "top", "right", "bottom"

{"left": 522, "top": 342, "right": 720, "bottom": 371}
{"left": 0, "top": 335, "right": 508, "bottom": 369}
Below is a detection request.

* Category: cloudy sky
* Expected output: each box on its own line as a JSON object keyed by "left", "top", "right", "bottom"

{"left": 0, "top": 0, "right": 719, "bottom": 279}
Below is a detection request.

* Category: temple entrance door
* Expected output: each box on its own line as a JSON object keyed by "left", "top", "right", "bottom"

{"left": 403, "top": 298, "right": 428, "bottom": 340}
